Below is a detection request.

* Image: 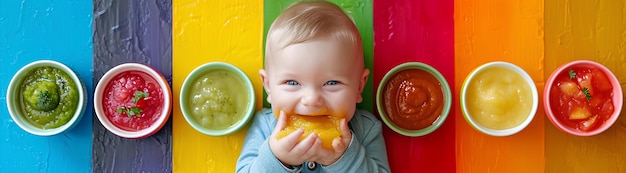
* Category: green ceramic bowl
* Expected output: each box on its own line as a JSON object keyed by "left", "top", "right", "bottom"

{"left": 180, "top": 62, "right": 255, "bottom": 136}
{"left": 376, "top": 62, "right": 452, "bottom": 137}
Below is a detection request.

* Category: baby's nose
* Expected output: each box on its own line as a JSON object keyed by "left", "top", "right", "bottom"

{"left": 301, "top": 90, "right": 323, "bottom": 108}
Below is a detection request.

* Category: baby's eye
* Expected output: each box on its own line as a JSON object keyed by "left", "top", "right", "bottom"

{"left": 325, "top": 80, "right": 339, "bottom": 85}
{"left": 286, "top": 80, "right": 300, "bottom": 86}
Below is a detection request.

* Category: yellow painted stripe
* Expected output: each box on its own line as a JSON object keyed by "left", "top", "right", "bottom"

{"left": 172, "top": 0, "right": 263, "bottom": 172}
{"left": 545, "top": 0, "right": 626, "bottom": 172}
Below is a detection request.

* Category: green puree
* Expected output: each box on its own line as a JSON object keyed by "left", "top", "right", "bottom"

{"left": 20, "top": 66, "right": 78, "bottom": 129}
{"left": 189, "top": 70, "right": 249, "bottom": 130}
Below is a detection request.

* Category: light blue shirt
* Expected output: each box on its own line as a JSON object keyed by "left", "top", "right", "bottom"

{"left": 236, "top": 108, "right": 390, "bottom": 173}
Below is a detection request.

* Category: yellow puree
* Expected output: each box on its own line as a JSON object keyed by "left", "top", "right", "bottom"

{"left": 466, "top": 67, "right": 532, "bottom": 130}
{"left": 188, "top": 70, "right": 249, "bottom": 130}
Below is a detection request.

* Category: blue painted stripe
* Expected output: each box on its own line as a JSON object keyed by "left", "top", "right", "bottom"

{"left": 0, "top": 1, "right": 93, "bottom": 172}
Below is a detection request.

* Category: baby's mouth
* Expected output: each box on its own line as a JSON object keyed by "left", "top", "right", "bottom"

{"left": 294, "top": 113, "right": 331, "bottom": 117}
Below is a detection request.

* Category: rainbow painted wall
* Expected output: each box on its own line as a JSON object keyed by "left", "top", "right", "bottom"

{"left": 1, "top": 0, "right": 625, "bottom": 172}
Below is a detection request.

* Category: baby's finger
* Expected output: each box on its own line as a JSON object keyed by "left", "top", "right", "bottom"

{"left": 331, "top": 136, "right": 347, "bottom": 153}
{"left": 339, "top": 118, "right": 351, "bottom": 142}
{"left": 332, "top": 118, "right": 351, "bottom": 153}
{"left": 272, "top": 110, "right": 288, "bottom": 135}
{"left": 292, "top": 132, "right": 318, "bottom": 155}
{"left": 280, "top": 128, "right": 304, "bottom": 148}
{"left": 302, "top": 136, "right": 323, "bottom": 161}
{"left": 315, "top": 140, "right": 334, "bottom": 157}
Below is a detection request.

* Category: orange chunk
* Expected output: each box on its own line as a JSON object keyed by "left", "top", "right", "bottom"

{"left": 577, "top": 72, "right": 594, "bottom": 96}
{"left": 559, "top": 81, "right": 579, "bottom": 97}
{"left": 579, "top": 115, "right": 598, "bottom": 131}
{"left": 569, "top": 106, "right": 591, "bottom": 120}
{"left": 599, "top": 99, "right": 615, "bottom": 118}
{"left": 276, "top": 115, "right": 341, "bottom": 149}
{"left": 591, "top": 68, "right": 612, "bottom": 92}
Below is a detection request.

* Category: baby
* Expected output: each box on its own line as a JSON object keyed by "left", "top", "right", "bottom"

{"left": 236, "top": 1, "right": 390, "bottom": 172}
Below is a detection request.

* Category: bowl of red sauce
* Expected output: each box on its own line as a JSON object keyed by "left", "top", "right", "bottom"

{"left": 376, "top": 62, "right": 452, "bottom": 136}
{"left": 94, "top": 63, "right": 172, "bottom": 138}
{"left": 544, "top": 60, "right": 622, "bottom": 136}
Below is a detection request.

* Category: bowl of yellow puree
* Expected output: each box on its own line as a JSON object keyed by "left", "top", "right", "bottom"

{"left": 460, "top": 61, "right": 538, "bottom": 136}
{"left": 6, "top": 60, "right": 87, "bottom": 136}
{"left": 180, "top": 62, "right": 255, "bottom": 136}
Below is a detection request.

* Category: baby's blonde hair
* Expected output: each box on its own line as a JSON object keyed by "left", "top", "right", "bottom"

{"left": 265, "top": 0, "right": 363, "bottom": 64}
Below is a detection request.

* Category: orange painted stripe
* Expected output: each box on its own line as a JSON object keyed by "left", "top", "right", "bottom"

{"left": 454, "top": 0, "right": 545, "bottom": 172}
{"left": 172, "top": 0, "right": 263, "bottom": 172}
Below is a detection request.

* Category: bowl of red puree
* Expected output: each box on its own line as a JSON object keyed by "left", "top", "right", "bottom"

{"left": 94, "top": 63, "right": 172, "bottom": 138}
{"left": 376, "top": 62, "right": 452, "bottom": 136}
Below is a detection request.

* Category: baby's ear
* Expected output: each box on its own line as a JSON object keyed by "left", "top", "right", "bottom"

{"left": 356, "top": 68, "right": 370, "bottom": 103}
{"left": 259, "top": 69, "right": 272, "bottom": 103}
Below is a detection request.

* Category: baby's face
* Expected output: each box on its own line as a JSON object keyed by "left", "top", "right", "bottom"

{"left": 262, "top": 36, "right": 368, "bottom": 120}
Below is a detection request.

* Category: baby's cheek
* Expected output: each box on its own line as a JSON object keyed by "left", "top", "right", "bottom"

{"left": 333, "top": 107, "right": 354, "bottom": 119}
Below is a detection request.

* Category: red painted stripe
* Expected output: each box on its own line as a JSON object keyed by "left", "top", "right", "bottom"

{"left": 374, "top": 0, "right": 455, "bottom": 172}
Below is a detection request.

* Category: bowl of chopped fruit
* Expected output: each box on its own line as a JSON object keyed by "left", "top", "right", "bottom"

{"left": 544, "top": 60, "right": 623, "bottom": 136}
{"left": 94, "top": 63, "right": 172, "bottom": 138}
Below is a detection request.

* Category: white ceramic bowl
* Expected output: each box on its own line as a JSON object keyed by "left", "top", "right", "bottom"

{"left": 94, "top": 63, "right": 172, "bottom": 138}
{"left": 6, "top": 60, "right": 87, "bottom": 136}
{"left": 460, "top": 61, "right": 538, "bottom": 136}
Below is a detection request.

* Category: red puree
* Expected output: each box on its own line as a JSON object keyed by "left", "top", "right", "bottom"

{"left": 103, "top": 71, "right": 163, "bottom": 131}
{"left": 382, "top": 69, "right": 444, "bottom": 130}
{"left": 549, "top": 67, "right": 614, "bottom": 132}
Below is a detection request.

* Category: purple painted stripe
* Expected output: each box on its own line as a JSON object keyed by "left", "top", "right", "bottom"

{"left": 92, "top": 0, "right": 172, "bottom": 172}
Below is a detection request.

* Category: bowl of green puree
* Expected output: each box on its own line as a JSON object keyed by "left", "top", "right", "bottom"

{"left": 6, "top": 60, "right": 87, "bottom": 136}
{"left": 180, "top": 62, "right": 255, "bottom": 136}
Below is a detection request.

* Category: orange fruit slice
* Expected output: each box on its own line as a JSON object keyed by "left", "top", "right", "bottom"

{"left": 276, "top": 114, "right": 341, "bottom": 149}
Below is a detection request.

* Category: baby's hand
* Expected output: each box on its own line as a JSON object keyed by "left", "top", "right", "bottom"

{"left": 312, "top": 118, "right": 352, "bottom": 166}
{"left": 269, "top": 111, "right": 324, "bottom": 167}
